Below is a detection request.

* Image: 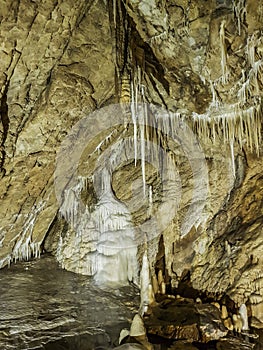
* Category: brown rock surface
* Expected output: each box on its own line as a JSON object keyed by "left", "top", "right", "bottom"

{"left": 144, "top": 299, "right": 227, "bottom": 342}
{"left": 0, "top": 0, "right": 262, "bottom": 329}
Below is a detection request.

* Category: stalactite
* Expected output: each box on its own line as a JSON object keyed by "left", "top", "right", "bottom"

{"left": 192, "top": 100, "right": 262, "bottom": 156}
{"left": 130, "top": 66, "right": 151, "bottom": 197}
{"left": 237, "top": 77, "right": 250, "bottom": 104}
{"left": 130, "top": 80, "right": 137, "bottom": 165}
{"left": 232, "top": 0, "right": 246, "bottom": 36}
{"left": 11, "top": 201, "right": 45, "bottom": 263}
{"left": 219, "top": 20, "right": 229, "bottom": 84}
{"left": 148, "top": 185, "right": 153, "bottom": 217}
{"left": 140, "top": 86, "right": 147, "bottom": 196}
{"left": 247, "top": 34, "right": 256, "bottom": 67}
{"left": 59, "top": 176, "right": 87, "bottom": 227}
{"left": 249, "top": 59, "right": 263, "bottom": 95}
{"left": 113, "top": 0, "right": 117, "bottom": 29}
{"left": 210, "top": 79, "right": 221, "bottom": 108}
{"left": 119, "top": 67, "right": 131, "bottom": 104}
{"left": 230, "top": 140, "right": 235, "bottom": 178}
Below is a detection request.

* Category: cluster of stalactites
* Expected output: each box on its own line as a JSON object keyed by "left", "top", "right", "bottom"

{"left": 196, "top": 26, "right": 262, "bottom": 156}
{"left": 59, "top": 176, "right": 88, "bottom": 228}
{"left": 9, "top": 201, "right": 44, "bottom": 265}
{"left": 192, "top": 101, "right": 262, "bottom": 156}
{"left": 57, "top": 170, "right": 139, "bottom": 285}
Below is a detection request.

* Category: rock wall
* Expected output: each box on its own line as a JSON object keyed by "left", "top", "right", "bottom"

{"left": 0, "top": 0, "right": 262, "bottom": 327}
{"left": 0, "top": 0, "right": 115, "bottom": 265}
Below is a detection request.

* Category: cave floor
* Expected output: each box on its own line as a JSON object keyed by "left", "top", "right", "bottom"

{"left": 0, "top": 254, "right": 262, "bottom": 350}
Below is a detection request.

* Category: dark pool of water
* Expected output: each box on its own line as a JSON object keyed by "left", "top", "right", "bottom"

{"left": 0, "top": 254, "right": 140, "bottom": 350}
{"left": 0, "top": 254, "right": 262, "bottom": 350}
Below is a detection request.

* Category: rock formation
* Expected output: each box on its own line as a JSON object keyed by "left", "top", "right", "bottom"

{"left": 0, "top": 0, "right": 262, "bottom": 329}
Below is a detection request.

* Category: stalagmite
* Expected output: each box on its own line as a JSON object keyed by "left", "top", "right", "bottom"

{"left": 119, "top": 329, "right": 130, "bottom": 344}
{"left": 128, "top": 314, "right": 153, "bottom": 350}
{"left": 224, "top": 317, "right": 234, "bottom": 331}
{"left": 160, "top": 281, "right": 166, "bottom": 295}
{"left": 130, "top": 314, "right": 146, "bottom": 337}
{"left": 232, "top": 314, "right": 243, "bottom": 333}
{"left": 152, "top": 274, "right": 159, "bottom": 295}
{"left": 157, "top": 269, "right": 164, "bottom": 286}
{"left": 221, "top": 305, "right": 228, "bottom": 319}
{"left": 140, "top": 249, "right": 155, "bottom": 315}
{"left": 211, "top": 302, "right": 221, "bottom": 310}
{"left": 239, "top": 303, "right": 249, "bottom": 331}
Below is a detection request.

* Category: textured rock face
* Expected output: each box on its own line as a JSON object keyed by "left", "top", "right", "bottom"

{"left": 145, "top": 300, "right": 228, "bottom": 342}
{"left": 0, "top": 0, "right": 114, "bottom": 265}
{"left": 0, "top": 0, "right": 262, "bottom": 328}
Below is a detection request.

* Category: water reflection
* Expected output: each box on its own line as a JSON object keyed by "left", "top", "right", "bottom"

{"left": 0, "top": 255, "right": 262, "bottom": 350}
{"left": 0, "top": 255, "right": 139, "bottom": 350}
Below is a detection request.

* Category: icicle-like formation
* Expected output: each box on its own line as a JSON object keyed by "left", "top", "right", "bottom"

{"left": 192, "top": 100, "right": 262, "bottom": 156}
{"left": 11, "top": 201, "right": 45, "bottom": 263}
{"left": 210, "top": 79, "right": 221, "bottom": 108}
{"left": 113, "top": 0, "right": 116, "bottom": 28}
{"left": 230, "top": 140, "right": 236, "bottom": 179}
{"left": 247, "top": 34, "right": 256, "bottom": 67}
{"left": 92, "top": 129, "right": 118, "bottom": 156}
{"left": 237, "top": 73, "right": 251, "bottom": 104}
{"left": 59, "top": 176, "right": 87, "bottom": 227}
{"left": 131, "top": 66, "right": 148, "bottom": 197}
{"left": 148, "top": 185, "right": 153, "bottom": 217}
{"left": 57, "top": 162, "right": 138, "bottom": 285}
{"left": 219, "top": 20, "right": 229, "bottom": 84}
{"left": 140, "top": 102, "right": 146, "bottom": 196}
{"left": 248, "top": 59, "right": 263, "bottom": 95}
{"left": 120, "top": 68, "right": 131, "bottom": 104}
{"left": 233, "top": 0, "right": 246, "bottom": 35}
{"left": 149, "top": 31, "right": 168, "bottom": 45}
{"left": 131, "top": 80, "right": 137, "bottom": 165}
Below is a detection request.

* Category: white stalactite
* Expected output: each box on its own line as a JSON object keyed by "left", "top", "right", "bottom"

{"left": 192, "top": 100, "right": 262, "bottom": 156}
{"left": 219, "top": 20, "right": 228, "bottom": 84}
{"left": 11, "top": 201, "right": 45, "bottom": 263}
{"left": 230, "top": 140, "right": 235, "bottom": 179}
{"left": 233, "top": 0, "right": 246, "bottom": 35}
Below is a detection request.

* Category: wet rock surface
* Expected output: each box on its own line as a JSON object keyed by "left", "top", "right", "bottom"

{"left": 0, "top": 254, "right": 139, "bottom": 350}
{"left": 144, "top": 299, "right": 227, "bottom": 342}
{"left": 0, "top": 0, "right": 262, "bottom": 342}
{"left": 0, "top": 255, "right": 262, "bottom": 349}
